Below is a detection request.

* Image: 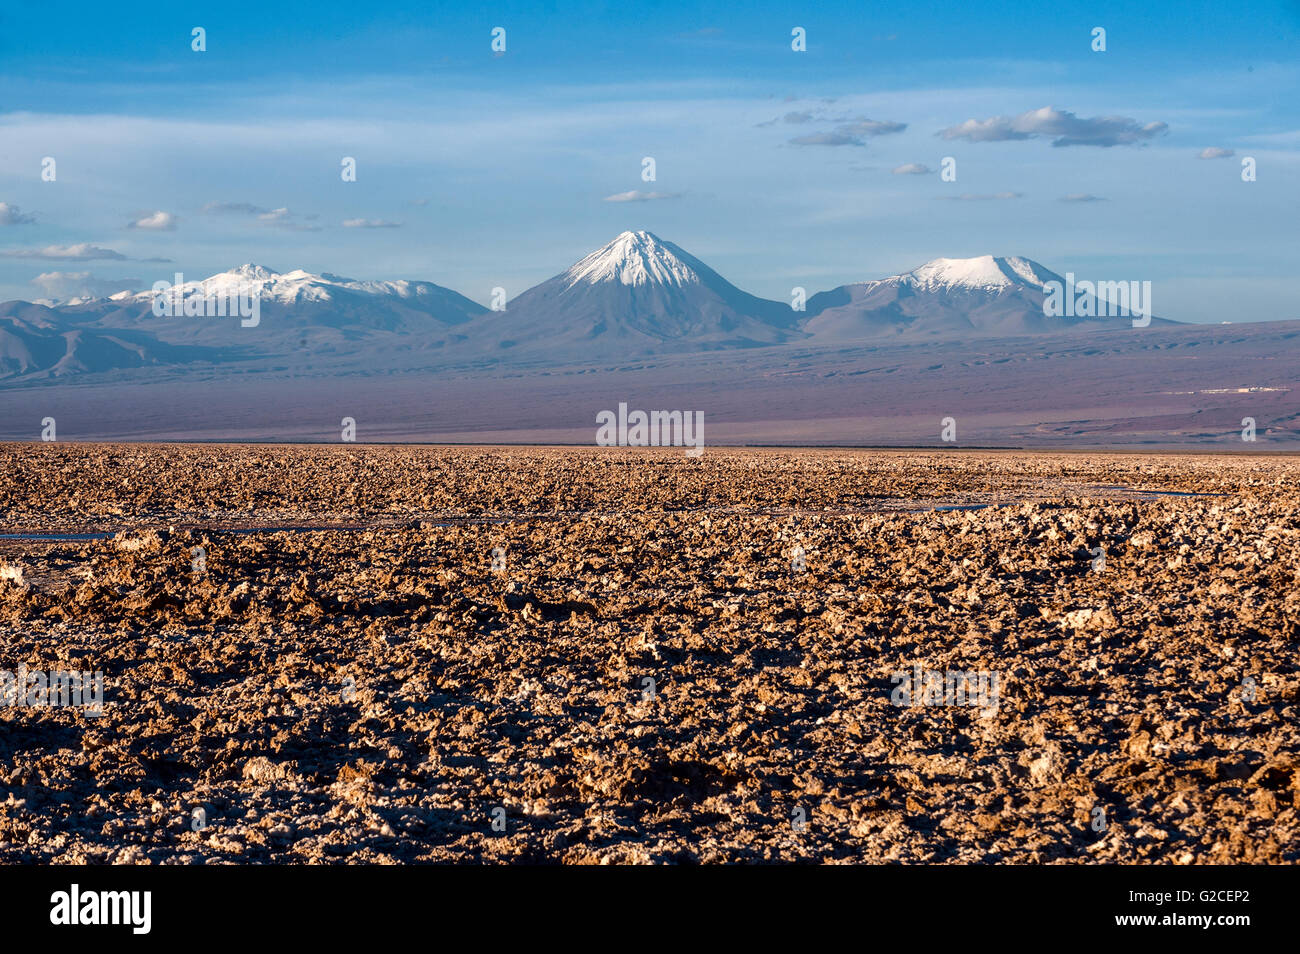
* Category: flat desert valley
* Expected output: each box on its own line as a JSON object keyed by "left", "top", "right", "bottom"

{"left": 3, "top": 318, "right": 1298, "bottom": 448}
{"left": 0, "top": 444, "right": 1297, "bottom": 863}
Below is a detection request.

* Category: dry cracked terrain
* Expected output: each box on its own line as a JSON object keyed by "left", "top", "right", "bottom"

{"left": 0, "top": 443, "right": 1297, "bottom": 864}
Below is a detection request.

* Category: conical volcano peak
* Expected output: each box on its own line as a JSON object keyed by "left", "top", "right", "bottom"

{"left": 617, "top": 229, "right": 658, "bottom": 244}
{"left": 562, "top": 230, "right": 701, "bottom": 288}
{"left": 904, "top": 255, "right": 1057, "bottom": 291}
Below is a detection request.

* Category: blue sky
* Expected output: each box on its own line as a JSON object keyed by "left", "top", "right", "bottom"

{"left": 1, "top": 0, "right": 1296, "bottom": 322}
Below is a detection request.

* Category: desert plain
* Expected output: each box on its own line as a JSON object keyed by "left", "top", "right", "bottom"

{"left": 0, "top": 443, "right": 1297, "bottom": 863}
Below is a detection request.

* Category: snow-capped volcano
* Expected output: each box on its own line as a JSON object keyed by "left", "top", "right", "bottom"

{"left": 561, "top": 231, "right": 702, "bottom": 288}
{"left": 1, "top": 246, "right": 1184, "bottom": 380}
{"left": 463, "top": 230, "right": 802, "bottom": 356}
{"left": 43, "top": 264, "right": 489, "bottom": 358}
{"left": 903, "top": 255, "right": 1058, "bottom": 292}
{"left": 117, "top": 263, "right": 480, "bottom": 313}
{"left": 803, "top": 255, "right": 1166, "bottom": 340}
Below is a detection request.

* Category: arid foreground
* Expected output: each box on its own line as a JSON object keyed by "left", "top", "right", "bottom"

{"left": 0, "top": 444, "right": 1297, "bottom": 864}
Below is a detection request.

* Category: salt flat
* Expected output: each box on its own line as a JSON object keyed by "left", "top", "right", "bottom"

{"left": 0, "top": 445, "right": 1296, "bottom": 863}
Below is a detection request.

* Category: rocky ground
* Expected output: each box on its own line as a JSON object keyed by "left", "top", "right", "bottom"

{"left": 0, "top": 443, "right": 1297, "bottom": 864}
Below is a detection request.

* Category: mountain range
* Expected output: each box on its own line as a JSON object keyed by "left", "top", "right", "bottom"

{"left": 2, "top": 230, "right": 1178, "bottom": 380}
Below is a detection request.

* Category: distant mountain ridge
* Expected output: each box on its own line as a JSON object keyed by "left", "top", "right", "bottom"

{"left": 0, "top": 301, "right": 216, "bottom": 379}
{"left": 0, "top": 235, "right": 1184, "bottom": 380}
{"left": 9, "top": 264, "right": 487, "bottom": 369}
{"left": 804, "top": 254, "right": 1172, "bottom": 340}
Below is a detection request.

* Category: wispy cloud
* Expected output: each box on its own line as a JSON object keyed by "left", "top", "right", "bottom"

{"left": 1060, "top": 193, "right": 1107, "bottom": 202}
{"left": 602, "top": 190, "right": 682, "bottom": 202}
{"left": 674, "top": 27, "right": 723, "bottom": 40}
{"left": 258, "top": 208, "right": 322, "bottom": 231}
{"left": 30, "top": 271, "right": 138, "bottom": 299}
{"left": 892, "top": 162, "right": 932, "bottom": 175}
{"left": 1198, "top": 146, "right": 1235, "bottom": 159}
{"left": 202, "top": 201, "right": 271, "bottom": 214}
{"left": 342, "top": 218, "right": 402, "bottom": 228}
{"left": 936, "top": 192, "right": 1023, "bottom": 201}
{"left": 843, "top": 119, "right": 907, "bottom": 136}
{"left": 0, "top": 202, "right": 36, "bottom": 225}
{"left": 939, "top": 106, "right": 1168, "bottom": 147}
{"left": 790, "top": 117, "right": 906, "bottom": 146}
{"left": 788, "top": 131, "right": 857, "bottom": 146}
{"left": 0, "top": 243, "right": 130, "bottom": 261}
{"left": 203, "top": 200, "right": 323, "bottom": 230}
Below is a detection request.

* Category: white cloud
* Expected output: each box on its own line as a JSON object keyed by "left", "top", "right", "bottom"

{"left": 939, "top": 106, "right": 1168, "bottom": 147}
{"left": 891, "top": 162, "right": 932, "bottom": 175}
{"left": 127, "top": 210, "right": 177, "bottom": 230}
{"left": 342, "top": 218, "right": 402, "bottom": 228}
{"left": 1197, "top": 146, "right": 1235, "bottom": 159}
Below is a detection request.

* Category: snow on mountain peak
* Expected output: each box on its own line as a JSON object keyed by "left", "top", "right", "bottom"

{"left": 227, "top": 264, "right": 282, "bottom": 280}
{"left": 904, "top": 255, "right": 1051, "bottom": 291}
{"left": 189, "top": 266, "right": 324, "bottom": 302}
{"left": 113, "top": 265, "right": 473, "bottom": 311}
{"left": 563, "top": 230, "right": 701, "bottom": 288}
{"left": 130, "top": 265, "right": 368, "bottom": 304}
